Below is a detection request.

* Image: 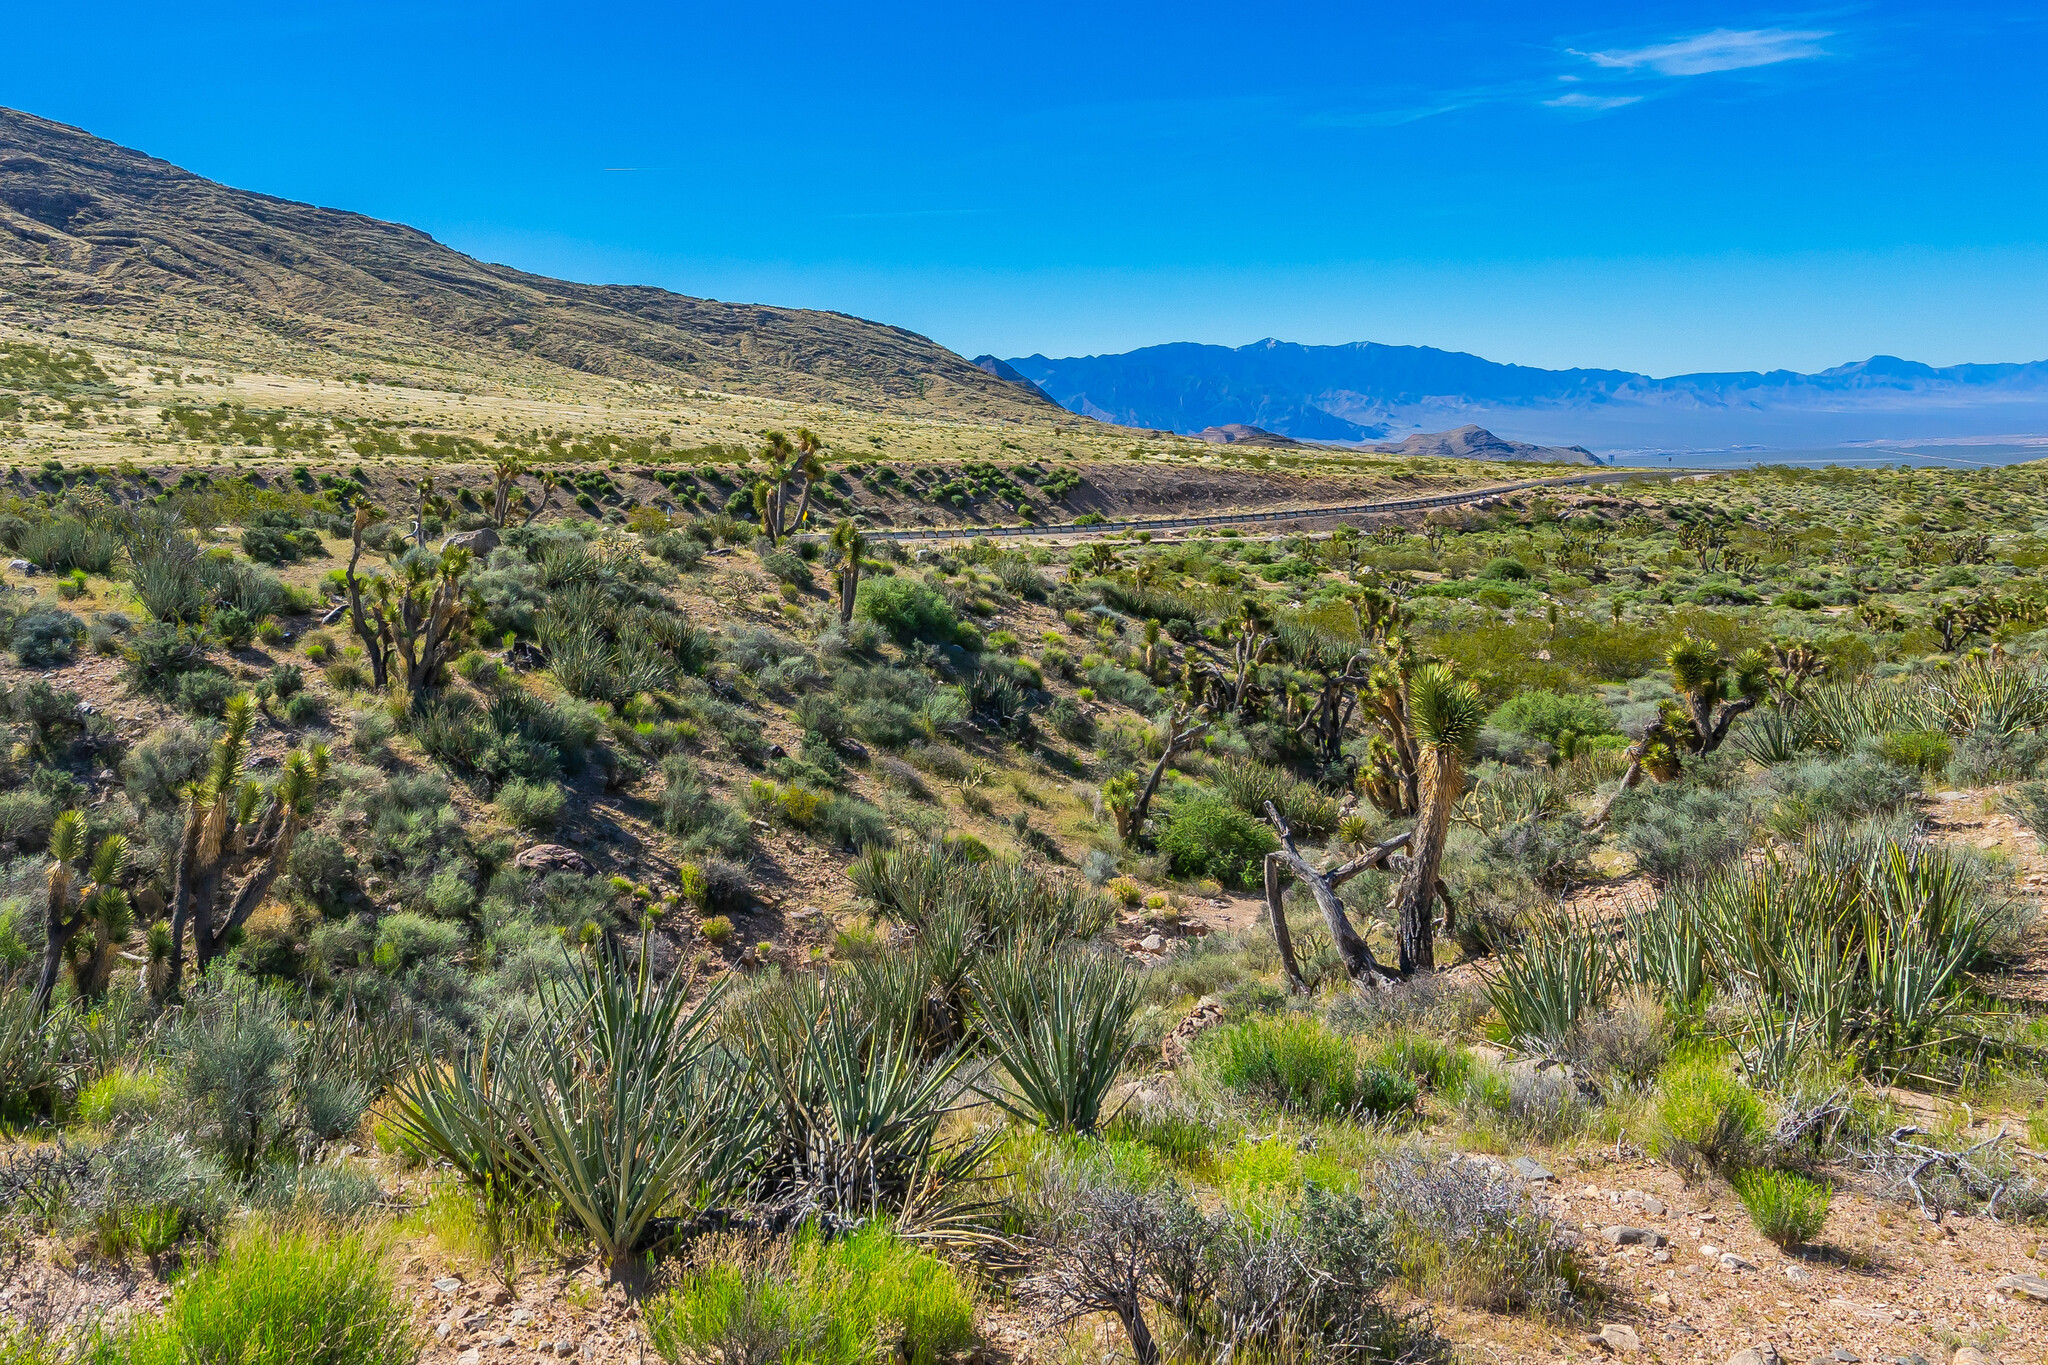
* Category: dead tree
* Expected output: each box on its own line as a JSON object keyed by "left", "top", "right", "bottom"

{"left": 164, "top": 697, "right": 329, "bottom": 997}
{"left": 1262, "top": 802, "right": 1402, "bottom": 990}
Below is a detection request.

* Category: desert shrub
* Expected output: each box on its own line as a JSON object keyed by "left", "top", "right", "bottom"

{"left": 1556, "top": 993, "right": 1671, "bottom": 1087}
{"left": 760, "top": 547, "right": 813, "bottom": 587}
{"left": 1156, "top": 795, "right": 1276, "bottom": 889}
{"left": 16, "top": 517, "right": 120, "bottom": 574}
{"left": 373, "top": 913, "right": 463, "bottom": 971}
{"left": 0, "top": 789, "right": 56, "bottom": 850}
{"left": 1487, "top": 689, "right": 1617, "bottom": 744}
{"left": 1478, "top": 556, "right": 1529, "bottom": 580}
{"left": 855, "top": 576, "right": 960, "bottom": 644}
{"left": 494, "top": 779, "right": 566, "bottom": 832}
{"left": 1948, "top": 727, "right": 2048, "bottom": 785}
{"left": 211, "top": 606, "right": 257, "bottom": 650}
{"left": 1048, "top": 696, "right": 1094, "bottom": 744}
{"left": 700, "top": 915, "right": 735, "bottom": 945}
{"left": 123, "top": 622, "right": 210, "bottom": 696}
{"left": 1366, "top": 1150, "right": 1592, "bottom": 1314}
{"left": 1456, "top": 1064, "right": 1586, "bottom": 1146}
{"left": 1084, "top": 662, "right": 1161, "bottom": 714}
{"left": 1651, "top": 1055, "right": 1764, "bottom": 1179}
{"left": 1480, "top": 816, "right": 1596, "bottom": 894}
{"left": 175, "top": 669, "right": 242, "bottom": 718}
{"left": 646, "top": 1224, "right": 974, "bottom": 1365}
{"left": 1763, "top": 750, "right": 1919, "bottom": 837}
{"left": 1732, "top": 1168, "right": 1831, "bottom": 1248}
{"left": 816, "top": 795, "right": 891, "bottom": 852}
{"left": 2003, "top": 780, "right": 2048, "bottom": 844}
{"left": 118, "top": 1224, "right": 416, "bottom": 1365}
{"left": 1207, "top": 1015, "right": 1371, "bottom": 1118}
{"left": 1611, "top": 778, "right": 1752, "bottom": 883}
{"left": 9, "top": 604, "right": 84, "bottom": 666}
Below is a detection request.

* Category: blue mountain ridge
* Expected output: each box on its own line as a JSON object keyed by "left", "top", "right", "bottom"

{"left": 1003, "top": 339, "right": 2048, "bottom": 452}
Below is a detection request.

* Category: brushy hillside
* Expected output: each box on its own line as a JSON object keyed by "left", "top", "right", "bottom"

{"left": 5, "top": 435, "right": 2048, "bottom": 1364}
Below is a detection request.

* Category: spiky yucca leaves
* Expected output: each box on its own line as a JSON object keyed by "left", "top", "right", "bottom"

{"left": 1484, "top": 910, "right": 1614, "bottom": 1050}
{"left": 1663, "top": 829, "right": 1998, "bottom": 1082}
{"left": 851, "top": 841, "right": 1111, "bottom": 950}
{"left": 740, "top": 981, "right": 991, "bottom": 1241}
{"left": 392, "top": 947, "right": 759, "bottom": 1278}
{"left": 1664, "top": 637, "right": 1769, "bottom": 757}
{"left": 31, "top": 812, "right": 129, "bottom": 1014}
{"left": 165, "top": 695, "right": 331, "bottom": 997}
{"left": 973, "top": 947, "right": 1139, "bottom": 1135}
{"left": 1391, "top": 664, "right": 1483, "bottom": 974}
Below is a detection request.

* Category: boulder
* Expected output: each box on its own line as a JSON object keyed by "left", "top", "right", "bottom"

{"left": 443, "top": 527, "right": 500, "bottom": 555}
{"left": 1603, "top": 1226, "right": 1666, "bottom": 1248}
{"left": 514, "top": 844, "right": 594, "bottom": 876}
{"left": 1586, "top": 1324, "right": 1640, "bottom": 1353}
{"left": 1161, "top": 996, "right": 1225, "bottom": 1068}
{"left": 1995, "top": 1272, "right": 2048, "bottom": 1301}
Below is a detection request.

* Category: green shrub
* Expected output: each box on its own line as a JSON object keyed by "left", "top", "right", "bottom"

{"left": 119, "top": 1224, "right": 416, "bottom": 1365}
{"left": 1478, "top": 557, "right": 1529, "bottom": 580}
{"left": 1732, "top": 1168, "right": 1831, "bottom": 1248}
{"left": 1612, "top": 779, "right": 1752, "bottom": 884}
{"left": 1208, "top": 1015, "right": 1368, "bottom": 1118}
{"left": 1211, "top": 760, "right": 1338, "bottom": 835}
{"left": 495, "top": 778, "right": 567, "bottom": 832}
{"left": 1763, "top": 751, "right": 1920, "bottom": 837}
{"left": 1156, "top": 795, "right": 1276, "bottom": 889}
{"left": 175, "top": 669, "right": 242, "bottom": 717}
{"left": 1650, "top": 1055, "right": 1764, "bottom": 1178}
{"left": 212, "top": 606, "right": 257, "bottom": 650}
{"left": 646, "top": 1223, "right": 975, "bottom": 1365}
{"left": 855, "top": 576, "right": 960, "bottom": 644}
{"left": 701, "top": 915, "right": 735, "bottom": 945}
{"left": 9, "top": 604, "right": 84, "bottom": 666}
{"left": 1486, "top": 689, "right": 1618, "bottom": 743}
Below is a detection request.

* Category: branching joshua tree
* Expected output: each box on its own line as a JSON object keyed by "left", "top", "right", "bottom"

{"left": 828, "top": 518, "right": 867, "bottom": 625}
{"left": 488, "top": 455, "right": 557, "bottom": 529}
{"left": 342, "top": 505, "right": 475, "bottom": 695}
{"left": 1261, "top": 809, "right": 1409, "bottom": 993}
{"left": 33, "top": 813, "right": 129, "bottom": 1015}
{"left": 1103, "top": 699, "right": 1213, "bottom": 844}
{"left": 1666, "top": 637, "right": 1769, "bottom": 755}
{"left": 163, "top": 697, "right": 330, "bottom": 997}
{"left": 1201, "top": 599, "right": 1273, "bottom": 714}
{"left": 750, "top": 430, "right": 827, "bottom": 545}
{"left": 1388, "top": 664, "right": 1483, "bottom": 975}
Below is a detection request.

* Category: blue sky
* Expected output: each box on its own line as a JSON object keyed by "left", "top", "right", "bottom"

{"left": 8, "top": 2, "right": 2046, "bottom": 374}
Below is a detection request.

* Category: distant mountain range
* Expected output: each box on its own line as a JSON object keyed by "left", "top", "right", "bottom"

{"left": 1004, "top": 340, "right": 2048, "bottom": 453}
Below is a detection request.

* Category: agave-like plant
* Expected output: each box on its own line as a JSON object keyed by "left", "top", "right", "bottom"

{"left": 1728, "top": 708, "right": 1805, "bottom": 766}
{"left": 973, "top": 946, "right": 1139, "bottom": 1135}
{"left": 1483, "top": 910, "right": 1613, "bottom": 1051}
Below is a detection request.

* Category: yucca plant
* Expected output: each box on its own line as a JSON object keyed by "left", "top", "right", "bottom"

{"left": 1392, "top": 664, "right": 1484, "bottom": 973}
{"left": 1484, "top": 911, "right": 1613, "bottom": 1051}
{"left": 32, "top": 812, "right": 130, "bottom": 1014}
{"left": 1624, "top": 895, "right": 1710, "bottom": 1011}
{"left": 0, "top": 974, "right": 82, "bottom": 1122}
{"left": 1728, "top": 708, "right": 1805, "bottom": 766}
{"left": 972, "top": 947, "right": 1138, "bottom": 1135}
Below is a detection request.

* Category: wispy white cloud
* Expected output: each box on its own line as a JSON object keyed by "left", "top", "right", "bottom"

{"left": 1543, "top": 92, "right": 1643, "bottom": 111}
{"left": 1575, "top": 27, "right": 1832, "bottom": 77}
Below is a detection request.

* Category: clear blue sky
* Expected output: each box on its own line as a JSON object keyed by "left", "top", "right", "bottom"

{"left": 9, "top": 2, "right": 2046, "bottom": 375}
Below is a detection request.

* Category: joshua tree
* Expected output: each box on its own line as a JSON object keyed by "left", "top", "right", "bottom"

{"left": 1103, "top": 699, "right": 1212, "bottom": 844}
{"left": 1388, "top": 664, "right": 1483, "bottom": 975}
{"left": 1204, "top": 599, "right": 1273, "bottom": 714}
{"left": 750, "top": 430, "right": 826, "bottom": 545}
{"left": 342, "top": 505, "right": 475, "bottom": 694}
{"left": 164, "top": 697, "right": 329, "bottom": 996}
{"left": 488, "top": 455, "right": 555, "bottom": 528}
{"left": 828, "top": 519, "right": 867, "bottom": 625}
{"left": 1665, "top": 637, "right": 1768, "bottom": 755}
{"left": 1261, "top": 809, "right": 1409, "bottom": 993}
{"left": 33, "top": 813, "right": 128, "bottom": 1015}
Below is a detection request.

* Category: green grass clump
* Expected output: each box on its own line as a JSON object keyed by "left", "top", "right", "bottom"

{"left": 1207, "top": 1015, "right": 1410, "bottom": 1118}
{"left": 1732, "top": 1168, "right": 1831, "bottom": 1248}
{"left": 75, "top": 1066, "right": 167, "bottom": 1128}
{"left": 121, "top": 1225, "right": 416, "bottom": 1365}
{"left": 494, "top": 777, "right": 566, "bottom": 831}
{"left": 646, "top": 1224, "right": 974, "bottom": 1365}
{"left": 1649, "top": 1055, "right": 1765, "bottom": 1178}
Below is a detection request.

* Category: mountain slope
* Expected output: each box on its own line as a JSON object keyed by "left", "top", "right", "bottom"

{"left": 0, "top": 107, "right": 1066, "bottom": 423}
{"left": 1009, "top": 339, "right": 2048, "bottom": 452}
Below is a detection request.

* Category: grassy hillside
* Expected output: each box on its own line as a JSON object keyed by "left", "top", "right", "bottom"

{"left": 4, "top": 422, "right": 2048, "bottom": 1363}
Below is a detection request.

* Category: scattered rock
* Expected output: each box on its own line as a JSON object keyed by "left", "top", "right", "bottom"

{"left": 488, "top": 1285, "right": 512, "bottom": 1305}
{"left": 433, "top": 1276, "right": 464, "bottom": 1294}
{"left": 514, "top": 844, "right": 595, "bottom": 876}
{"left": 1647, "top": 1291, "right": 1672, "bottom": 1310}
{"left": 1603, "top": 1226, "right": 1666, "bottom": 1248}
{"left": 553, "top": 1340, "right": 575, "bottom": 1358}
{"left": 1699, "top": 1244, "right": 1721, "bottom": 1259}
{"left": 1510, "top": 1156, "right": 1554, "bottom": 1181}
{"left": 1586, "top": 1324, "right": 1640, "bottom": 1353}
{"left": 1784, "top": 1264, "right": 1812, "bottom": 1284}
{"left": 8, "top": 560, "right": 36, "bottom": 575}
{"left": 1825, "top": 1352, "right": 1861, "bottom": 1364}
{"left": 1140, "top": 933, "right": 1165, "bottom": 952}
{"left": 1994, "top": 1272, "right": 2048, "bottom": 1301}
{"left": 1622, "top": 1190, "right": 1666, "bottom": 1217}
{"left": 1726, "top": 1348, "right": 1780, "bottom": 1365}
{"left": 456, "top": 1351, "right": 480, "bottom": 1365}
{"left": 1698, "top": 1212, "right": 1718, "bottom": 1223}
{"left": 435, "top": 1321, "right": 455, "bottom": 1341}
{"left": 1950, "top": 1349, "right": 1997, "bottom": 1365}
{"left": 508, "top": 1309, "right": 533, "bottom": 1327}
{"left": 1161, "top": 996, "right": 1225, "bottom": 1068}
{"left": 1718, "top": 1252, "right": 1759, "bottom": 1272}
